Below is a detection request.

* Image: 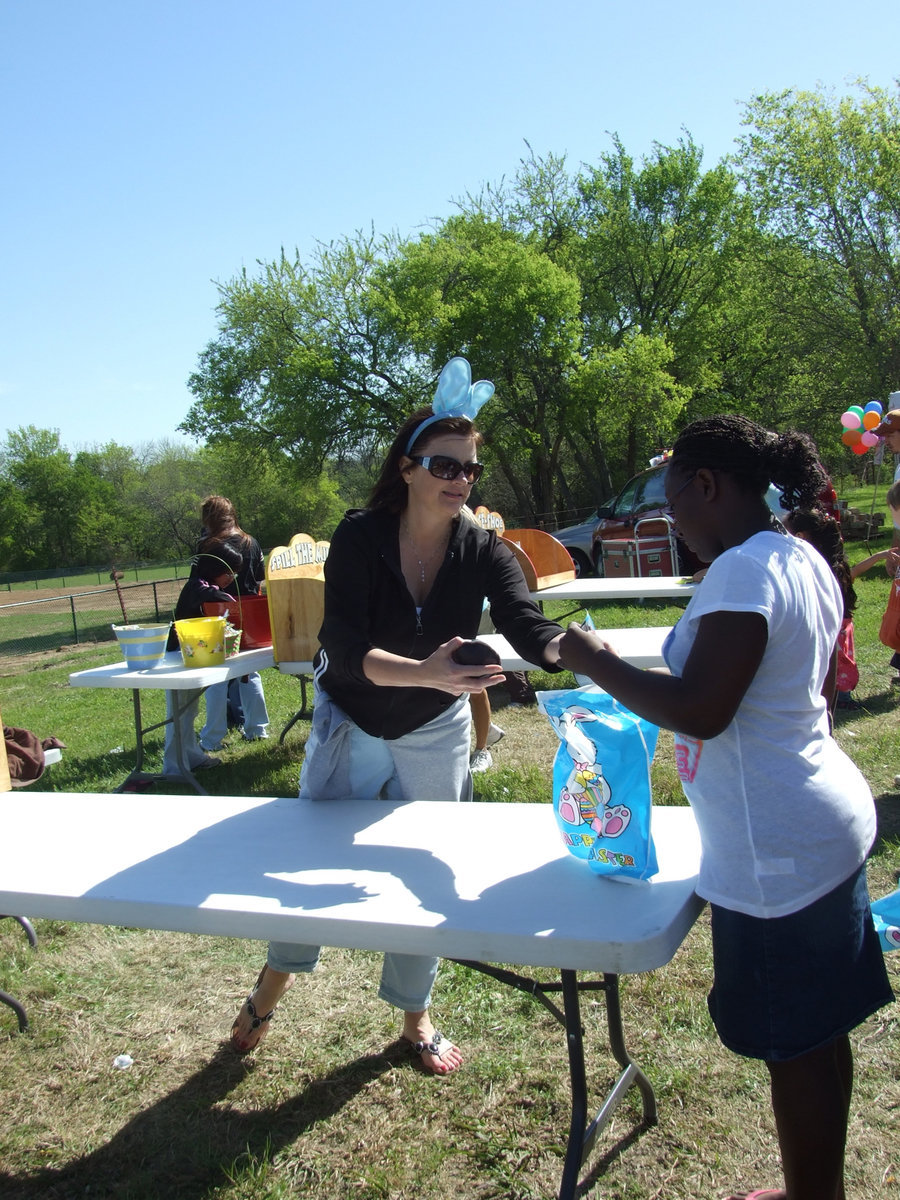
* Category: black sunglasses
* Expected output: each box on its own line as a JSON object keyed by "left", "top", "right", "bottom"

{"left": 663, "top": 473, "right": 696, "bottom": 519}
{"left": 410, "top": 454, "right": 484, "bottom": 484}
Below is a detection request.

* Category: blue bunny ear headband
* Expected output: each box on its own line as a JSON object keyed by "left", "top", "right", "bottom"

{"left": 405, "top": 357, "right": 495, "bottom": 454}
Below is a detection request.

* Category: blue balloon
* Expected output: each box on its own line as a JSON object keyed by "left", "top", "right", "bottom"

{"left": 865, "top": 400, "right": 884, "bottom": 414}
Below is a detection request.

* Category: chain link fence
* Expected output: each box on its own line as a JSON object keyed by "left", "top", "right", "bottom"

{"left": 0, "top": 578, "right": 185, "bottom": 661}
{"left": 0, "top": 559, "right": 193, "bottom": 592}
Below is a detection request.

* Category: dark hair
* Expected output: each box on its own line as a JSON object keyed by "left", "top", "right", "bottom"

{"left": 367, "top": 407, "right": 484, "bottom": 514}
{"left": 784, "top": 507, "right": 857, "bottom": 618}
{"left": 201, "top": 495, "right": 250, "bottom": 546}
{"left": 887, "top": 481, "right": 900, "bottom": 511}
{"left": 671, "top": 415, "right": 827, "bottom": 512}
{"left": 194, "top": 537, "right": 243, "bottom": 579}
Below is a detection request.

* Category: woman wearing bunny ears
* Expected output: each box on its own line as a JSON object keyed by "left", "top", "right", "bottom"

{"left": 230, "top": 358, "right": 565, "bottom": 1073}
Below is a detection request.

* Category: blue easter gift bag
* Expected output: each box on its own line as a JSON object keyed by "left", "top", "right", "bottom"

{"left": 538, "top": 687, "right": 660, "bottom": 881}
{"left": 870, "top": 888, "right": 900, "bottom": 953}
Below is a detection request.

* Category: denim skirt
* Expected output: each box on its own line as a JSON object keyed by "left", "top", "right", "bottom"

{"left": 707, "top": 863, "right": 894, "bottom": 1061}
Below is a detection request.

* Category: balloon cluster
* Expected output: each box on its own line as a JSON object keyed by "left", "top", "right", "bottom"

{"left": 840, "top": 401, "right": 883, "bottom": 455}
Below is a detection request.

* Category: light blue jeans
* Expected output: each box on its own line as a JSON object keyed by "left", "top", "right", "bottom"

{"left": 162, "top": 689, "right": 208, "bottom": 775}
{"left": 267, "top": 689, "right": 472, "bottom": 1011}
{"left": 200, "top": 672, "right": 269, "bottom": 749}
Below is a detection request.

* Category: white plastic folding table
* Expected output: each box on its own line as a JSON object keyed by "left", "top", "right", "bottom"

{"left": 0, "top": 791, "right": 704, "bottom": 1200}
{"left": 478, "top": 627, "right": 672, "bottom": 671}
{"left": 68, "top": 647, "right": 275, "bottom": 792}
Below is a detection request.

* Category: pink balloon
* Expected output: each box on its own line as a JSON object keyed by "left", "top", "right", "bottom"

{"left": 861, "top": 431, "right": 879, "bottom": 447}
{"left": 840, "top": 411, "right": 862, "bottom": 429}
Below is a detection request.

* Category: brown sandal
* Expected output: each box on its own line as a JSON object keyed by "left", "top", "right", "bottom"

{"left": 230, "top": 965, "right": 278, "bottom": 1054}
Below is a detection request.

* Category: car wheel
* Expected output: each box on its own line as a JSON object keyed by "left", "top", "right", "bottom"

{"left": 591, "top": 548, "right": 605, "bottom": 578}
{"left": 566, "top": 548, "right": 592, "bottom": 578}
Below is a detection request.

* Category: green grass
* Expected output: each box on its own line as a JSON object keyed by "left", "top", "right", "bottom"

{"left": 2, "top": 527, "right": 900, "bottom": 1198}
{"left": 1, "top": 561, "right": 193, "bottom": 593}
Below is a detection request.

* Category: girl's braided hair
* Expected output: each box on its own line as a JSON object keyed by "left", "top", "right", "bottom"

{"left": 671, "top": 415, "right": 827, "bottom": 513}
{"left": 785, "top": 507, "right": 857, "bottom": 618}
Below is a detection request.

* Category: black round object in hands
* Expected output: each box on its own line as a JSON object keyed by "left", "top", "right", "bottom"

{"left": 451, "top": 639, "right": 502, "bottom": 666}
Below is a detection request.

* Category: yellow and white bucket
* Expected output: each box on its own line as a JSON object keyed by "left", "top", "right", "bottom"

{"left": 174, "top": 616, "right": 227, "bottom": 667}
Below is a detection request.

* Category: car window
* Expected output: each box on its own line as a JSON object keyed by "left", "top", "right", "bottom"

{"left": 612, "top": 478, "right": 641, "bottom": 515}
{"left": 634, "top": 467, "right": 668, "bottom": 514}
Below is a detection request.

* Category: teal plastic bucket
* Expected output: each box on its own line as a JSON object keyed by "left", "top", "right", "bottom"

{"left": 112, "top": 622, "right": 172, "bottom": 670}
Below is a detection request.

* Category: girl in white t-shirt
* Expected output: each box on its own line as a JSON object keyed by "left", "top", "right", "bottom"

{"left": 560, "top": 415, "right": 892, "bottom": 1200}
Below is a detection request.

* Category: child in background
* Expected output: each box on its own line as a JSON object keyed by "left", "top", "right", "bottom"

{"left": 784, "top": 507, "right": 859, "bottom": 709}
{"left": 162, "top": 540, "right": 244, "bottom": 777}
{"left": 851, "top": 480, "right": 900, "bottom": 689}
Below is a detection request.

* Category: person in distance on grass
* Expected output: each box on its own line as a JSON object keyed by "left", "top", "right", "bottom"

{"left": 558, "top": 415, "right": 892, "bottom": 1200}
{"left": 162, "top": 539, "right": 244, "bottom": 777}
{"left": 196, "top": 495, "right": 270, "bottom": 750}
{"left": 229, "top": 357, "right": 565, "bottom": 1074}
{"left": 782, "top": 506, "right": 859, "bottom": 711}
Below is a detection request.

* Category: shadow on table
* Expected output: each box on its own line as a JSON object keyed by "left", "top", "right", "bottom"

{"left": 0, "top": 1041, "right": 404, "bottom": 1199}
{"left": 79, "top": 797, "right": 464, "bottom": 922}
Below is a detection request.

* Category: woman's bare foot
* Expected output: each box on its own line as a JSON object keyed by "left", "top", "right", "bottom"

{"left": 230, "top": 965, "right": 293, "bottom": 1053}
{"left": 401, "top": 1010, "right": 463, "bottom": 1075}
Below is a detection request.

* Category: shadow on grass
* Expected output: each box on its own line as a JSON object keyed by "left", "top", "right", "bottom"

{"left": 576, "top": 1123, "right": 649, "bottom": 1197}
{"left": 0, "top": 1041, "right": 406, "bottom": 1199}
{"left": 833, "top": 687, "right": 899, "bottom": 724}
{"left": 873, "top": 790, "right": 900, "bottom": 853}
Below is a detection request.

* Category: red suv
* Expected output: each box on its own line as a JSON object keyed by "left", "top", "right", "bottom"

{"left": 590, "top": 463, "right": 699, "bottom": 576}
{"left": 590, "top": 462, "right": 840, "bottom": 577}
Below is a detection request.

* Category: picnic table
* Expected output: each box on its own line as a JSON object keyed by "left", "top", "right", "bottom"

{"left": 68, "top": 647, "right": 276, "bottom": 793}
{"left": 0, "top": 790, "right": 704, "bottom": 1200}
{"left": 480, "top": 626, "right": 672, "bottom": 671}
{"left": 528, "top": 575, "right": 696, "bottom": 604}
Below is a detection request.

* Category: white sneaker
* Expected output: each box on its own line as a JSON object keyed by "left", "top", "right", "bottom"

{"left": 469, "top": 749, "right": 493, "bottom": 773}
{"left": 486, "top": 722, "right": 505, "bottom": 747}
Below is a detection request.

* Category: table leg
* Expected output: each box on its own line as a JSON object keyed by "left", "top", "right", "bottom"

{"left": 112, "top": 689, "right": 208, "bottom": 795}
{"left": 0, "top": 989, "right": 28, "bottom": 1032}
{"left": 0, "top": 914, "right": 38, "bottom": 1032}
{"left": 557, "top": 971, "right": 656, "bottom": 1199}
{"left": 279, "top": 675, "right": 312, "bottom": 743}
{"left": 449, "top": 961, "right": 656, "bottom": 1200}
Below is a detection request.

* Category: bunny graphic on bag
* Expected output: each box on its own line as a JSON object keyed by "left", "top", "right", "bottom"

{"left": 538, "top": 687, "right": 660, "bottom": 881}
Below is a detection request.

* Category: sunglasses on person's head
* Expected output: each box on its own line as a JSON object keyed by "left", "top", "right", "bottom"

{"left": 409, "top": 454, "right": 484, "bottom": 483}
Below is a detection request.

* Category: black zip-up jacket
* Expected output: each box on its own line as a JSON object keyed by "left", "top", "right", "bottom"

{"left": 313, "top": 508, "right": 563, "bottom": 739}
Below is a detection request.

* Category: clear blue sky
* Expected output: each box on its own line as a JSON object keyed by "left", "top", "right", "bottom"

{"left": 2, "top": 0, "right": 898, "bottom": 453}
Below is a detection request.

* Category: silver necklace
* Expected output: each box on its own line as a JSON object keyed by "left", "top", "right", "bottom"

{"left": 401, "top": 521, "right": 447, "bottom": 585}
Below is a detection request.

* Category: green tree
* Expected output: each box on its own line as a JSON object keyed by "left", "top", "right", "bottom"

{"left": 0, "top": 427, "right": 82, "bottom": 567}
{"left": 198, "top": 440, "right": 347, "bottom": 546}
{"left": 568, "top": 137, "right": 754, "bottom": 476}
{"left": 375, "top": 211, "right": 583, "bottom": 521}
{"left": 735, "top": 81, "right": 900, "bottom": 412}
{"left": 182, "top": 232, "right": 427, "bottom": 473}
